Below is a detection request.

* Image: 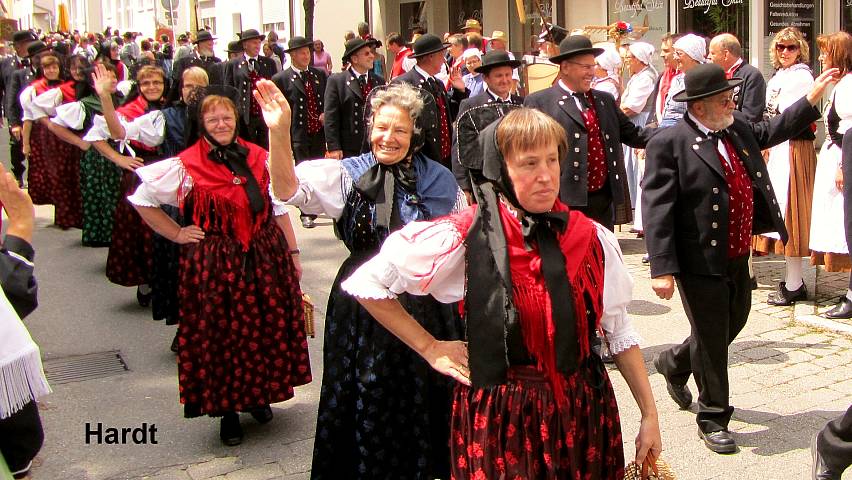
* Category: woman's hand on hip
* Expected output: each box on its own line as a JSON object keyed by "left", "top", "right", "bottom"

{"left": 422, "top": 339, "right": 470, "bottom": 386}
{"left": 173, "top": 225, "right": 205, "bottom": 244}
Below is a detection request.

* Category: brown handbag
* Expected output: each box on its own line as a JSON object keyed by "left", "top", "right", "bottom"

{"left": 623, "top": 457, "right": 676, "bottom": 480}
{"left": 302, "top": 294, "right": 315, "bottom": 338}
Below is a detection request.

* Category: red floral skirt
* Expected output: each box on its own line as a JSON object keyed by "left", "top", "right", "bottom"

{"left": 51, "top": 134, "right": 83, "bottom": 229}
{"left": 450, "top": 365, "right": 624, "bottom": 480}
{"left": 105, "top": 169, "right": 153, "bottom": 286}
{"left": 27, "top": 122, "right": 54, "bottom": 206}
{"left": 177, "top": 220, "right": 312, "bottom": 417}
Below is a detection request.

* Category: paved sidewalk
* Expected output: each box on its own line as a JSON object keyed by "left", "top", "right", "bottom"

{"left": 27, "top": 213, "right": 852, "bottom": 480}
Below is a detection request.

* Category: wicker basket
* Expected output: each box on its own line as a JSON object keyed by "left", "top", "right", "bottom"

{"left": 623, "top": 458, "right": 675, "bottom": 480}
{"left": 303, "top": 294, "right": 315, "bottom": 338}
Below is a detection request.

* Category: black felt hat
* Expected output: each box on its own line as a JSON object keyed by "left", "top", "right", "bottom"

{"left": 342, "top": 37, "right": 372, "bottom": 62}
{"left": 226, "top": 41, "right": 243, "bottom": 54}
{"left": 474, "top": 50, "right": 522, "bottom": 74}
{"left": 672, "top": 63, "right": 743, "bottom": 102}
{"left": 12, "top": 30, "right": 37, "bottom": 43}
{"left": 548, "top": 35, "right": 604, "bottom": 64}
{"left": 238, "top": 29, "right": 265, "bottom": 42}
{"left": 538, "top": 23, "right": 569, "bottom": 45}
{"left": 26, "top": 41, "right": 51, "bottom": 58}
{"left": 284, "top": 36, "right": 313, "bottom": 53}
{"left": 409, "top": 34, "right": 450, "bottom": 59}
{"left": 193, "top": 30, "right": 216, "bottom": 44}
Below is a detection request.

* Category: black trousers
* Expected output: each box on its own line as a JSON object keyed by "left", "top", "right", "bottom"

{"left": 8, "top": 127, "right": 25, "bottom": 182}
{"left": 817, "top": 405, "right": 852, "bottom": 473}
{"left": 656, "top": 255, "right": 751, "bottom": 433}
{"left": 842, "top": 135, "right": 852, "bottom": 291}
{"left": 575, "top": 184, "right": 614, "bottom": 231}
{"left": 0, "top": 400, "right": 44, "bottom": 473}
{"left": 292, "top": 135, "right": 325, "bottom": 220}
{"left": 240, "top": 117, "right": 269, "bottom": 150}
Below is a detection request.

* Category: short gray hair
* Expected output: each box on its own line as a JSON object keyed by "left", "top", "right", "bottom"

{"left": 369, "top": 83, "right": 425, "bottom": 135}
{"left": 712, "top": 33, "right": 742, "bottom": 58}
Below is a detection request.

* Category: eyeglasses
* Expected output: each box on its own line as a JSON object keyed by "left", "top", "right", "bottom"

{"left": 775, "top": 44, "right": 800, "bottom": 52}
{"left": 708, "top": 93, "right": 735, "bottom": 106}
{"left": 203, "top": 116, "right": 236, "bottom": 127}
{"left": 566, "top": 60, "right": 596, "bottom": 71}
{"left": 139, "top": 80, "right": 164, "bottom": 87}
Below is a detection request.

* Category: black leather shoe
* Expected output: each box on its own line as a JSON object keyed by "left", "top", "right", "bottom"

{"left": 812, "top": 434, "right": 841, "bottom": 479}
{"left": 136, "top": 286, "right": 152, "bottom": 307}
{"left": 641, "top": 255, "right": 650, "bottom": 264}
{"left": 300, "top": 216, "right": 316, "bottom": 229}
{"left": 220, "top": 412, "right": 243, "bottom": 446}
{"left": 698, "top": 428, "right": 737, "bottom": 454}
{"left": 824, "top": 296, "right": 852, "bottom": 320}
{"left": 750, "top": 277, "right": 758, "bottom": 290}
{"left": 654, "top": 356, "right": 692, "bottom": 409}
{"left": 250, "top": 405, "right": 274, "bottom": 424}
{"left": 767, "top": 281, "right": 807, "bottom": 306}
{"left": 170, "top": 332, "right": 180, "bottom": 354}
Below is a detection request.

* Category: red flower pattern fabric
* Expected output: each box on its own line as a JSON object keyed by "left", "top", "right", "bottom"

{"left": 580, "top": 92, "right": 609, "bottom": 192}
{"left": 719, "top": 137, "right": 753, "bottom": 258}
{"left": 302, "top": 71, "right": 322, "bottom": 135}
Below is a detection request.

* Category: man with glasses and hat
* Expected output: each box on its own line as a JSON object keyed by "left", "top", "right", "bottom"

{"left": 392, "top": 33, "right": 469, "bottom": 168}
{"left": 323, "top": 36, "right": 385, "bottom": 160}
{"left": 272, "top": 36, "right": 327, "bottom": 228}
{"left": 452, "top": 49, "right": 522, "bottom": 194}
{"left": 524, "top": 34, "right": 656, "bottom": 230}
{"left": 225, "top": 28, "right": 277, "bottom": 148}
{"left": 642, "top": 62, "right": 839, "bottom": 454}
{"left": 1, "top": 30, "right": 37, "bottom": 186}
{"left": 169, "top": 30, "right": 221, "bottom": 102}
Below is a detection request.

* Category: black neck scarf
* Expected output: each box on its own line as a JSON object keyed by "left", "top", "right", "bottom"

{"left": 465, "top": 120, "right": 580, "bottom": 388}
{"left": 354, "top": 155, "right": 417, "bottom": 231}
{"left": 203, "top": 132, "right": 265, "bottom": 214}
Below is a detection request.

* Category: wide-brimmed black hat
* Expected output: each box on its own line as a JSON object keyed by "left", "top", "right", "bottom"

{"left": 238, "top": 29, "right": 264, "bottom": 43}
{"left": 193, "top": 30, "right": 216, "bottom": 44}
{"left": 342, "top": 37, "right": 372, "bottom": 62}
{"left": 409, "top": 34, "right": 450, "bottom": 59}
{"left": 12, "top": 30, "right": 37, "bottom": 43}
{"left": 673, "top": 63, "right": 743, "bottom": 102}
{"left": 548, "top": 35, "right": 604, "bottom": 64}
{"left": 474, "top": 50, "right": 522, "bottom": 74}
{"left": 26, "top": 41, "right": 51, "bottom": 58}
{"left": 284, "top": 36, "right": 313, "bottom": 53}
{"left": 538, "top": 23, "right": 569, "bottom": 45}
{"left": 226, "top": 41, "right": 243, "bottom": 54}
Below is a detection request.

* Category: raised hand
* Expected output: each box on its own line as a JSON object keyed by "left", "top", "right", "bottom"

{"left": 92, "top": 63, "right": 117, "bottom": 97}
{"left": 0, "top": 163, "right": 34, "bottom": 242}
{"left": 252, "top": 79, "right": 292, "bottom": 133}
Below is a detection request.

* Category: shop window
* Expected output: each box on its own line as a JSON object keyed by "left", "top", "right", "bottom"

{"left": 448, "top": 0, "right": 483, "bottom": 32}
{"left": 677, "top": 0, "right": 750, "bottom": 58}
{"left": 399, "top": 1, "right": 427, "bottom": 42}
{"left": 764, "top": 1, "right": 822, "bottom": 73}
{"left": 607, "top": 0, "right": 670, "bottom": 71}
{"left": 843, "top": 2, "right": 852, "bottom": 34}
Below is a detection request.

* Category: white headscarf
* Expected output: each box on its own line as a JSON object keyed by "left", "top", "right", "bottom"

{"left": 674, "top": 34, "right": 707, "bottom": 64}
{"left": 462, "top": 48, "right": 482, "bottom": 60}
{"left": 595, "top": 47, "right": 622, "bottom": 75}
{"left": 629, "top": 42, "right": 656, "bottom": 67}
{"left": 0, "top": 284, "right": 50, "bottom": 419}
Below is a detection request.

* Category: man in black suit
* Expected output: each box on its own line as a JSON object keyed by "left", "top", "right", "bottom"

{"left": 708, "top": 34, "right": 766, "bottom": 123}
{"left": 452, "top": 50, "right": 522, "bottom": 193}
{"left": 1, "top": 31, "right": 37, "bottom": 185}
{"left": 392, "top": 33, "right": 469, "bottom": 168}
{"left": 643, "top": 63, "right": 838, "bottom": 454}
{"left": 6, "top": 42, "right": 50, "bottom": 182}
{"left": 524, "top": 35, "right": 655, "bottom": 230}
{"left": 323, "top": 37, "right": 385, "bottom": 159}
{"left": 272, "top": 36, "right": 327, "bottom": 228}
{"left": 169, "top": 30, "right": 221, "bottom": 102}
{"left": 225, "top": 29, "right": 277, "bottom": 149}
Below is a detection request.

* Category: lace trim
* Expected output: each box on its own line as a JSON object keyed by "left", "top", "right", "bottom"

{"left": 340, "top": 262, "right": 399, "bottom": 300}
{"left": 608, "top": 331, "right": 643, "bottom": 355}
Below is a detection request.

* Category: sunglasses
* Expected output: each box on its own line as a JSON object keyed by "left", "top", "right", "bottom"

{"left": 775, "top": 44, "right": 799, "bottom": 52}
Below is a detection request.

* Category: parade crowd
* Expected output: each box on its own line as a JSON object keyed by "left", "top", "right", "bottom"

{"left": 0, "top": 18, "right": 851, "bottom": 480}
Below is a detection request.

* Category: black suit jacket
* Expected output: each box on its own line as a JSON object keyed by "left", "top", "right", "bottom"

{"left": 0, "top": 56, "right": 24, "bottom": 120}
{"left": 6, "top": 68, "right": 34, "bottom": 127}
{"left": 168, "top": 53, "right": 222, "bottom": 102}
{"left": 731, "top": 61, "right": 766, "bottom": 123}
{"left": 272, "top": 66, "right": 327, "bottom": 145}
{"left": 224, "top": 55, "right": 277, "bottom": 125}
{"left": 524, "top": 85, "right": 656, "bottom": 221}
{"left": 451, "top": 91, "right": 523, "bottom": 190}
{"left": 323, "top": 69, "right": 385, "bottom": 155}
{"left": 392, "top": 68, "right": 468, "bottom": 165}
{"left": 642, "top": 96, "right": 821, "bottom": 278}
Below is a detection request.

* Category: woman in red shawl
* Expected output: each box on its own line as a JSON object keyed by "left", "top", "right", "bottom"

{"left": 127, "top": 89, "right": 310, "bottom": 446}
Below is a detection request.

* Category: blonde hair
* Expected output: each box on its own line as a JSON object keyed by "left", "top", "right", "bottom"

{"left": 38, "top": 54, "right": 60, "bottom": 69}
{"left": 182, "top": 66, "right": 209, "bottom": 86}
{"left": 496, "top": 108, "right": 567, "bottom": 163}
{"left": 769, "top": 27, "right": 809, "bottom": 70}
{"left": 369, "top": 83, "right": 425, "bottom": 135}
{"left": 135, "top": 65, "right": 165, "bottom": 83}
{"left": 817, "top": 31, "right": 852, "bottom": 76}
{"left": 200, "top": 95, "right": 239, "bottom": 121}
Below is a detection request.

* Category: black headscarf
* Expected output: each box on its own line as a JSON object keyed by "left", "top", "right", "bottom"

{"left": 464, "top": 116, "right": 580, "bottom": 388}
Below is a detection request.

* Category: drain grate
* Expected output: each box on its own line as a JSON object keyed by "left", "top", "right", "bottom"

{"left": 43, "top": 350, "right": 130, "bottom": 385}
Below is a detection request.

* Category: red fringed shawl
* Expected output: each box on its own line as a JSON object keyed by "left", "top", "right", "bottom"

{"left": 178, "top": 138, "right": 270, "bottom": 251}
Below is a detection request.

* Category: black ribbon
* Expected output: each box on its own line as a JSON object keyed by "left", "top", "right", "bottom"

{"left": 573, "top": 91, "right": 590, "bottom": 110}
{"left": 204, "top": 133, "right": 265, "bottom": 214}
{"left": 354, "top": 159, "right": 417, "bottom": 231}
{"left": 521, "top": 211, "right": 579, "bottom": 373}
{"left": 828, "top": 99, "right": 842, "bottom": 148}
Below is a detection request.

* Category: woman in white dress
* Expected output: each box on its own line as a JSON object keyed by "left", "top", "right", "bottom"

{"left": 620, "top": 42, "right": 657, "bottom": 231}
{"left": 811, "top": 32, "right": 852, "bottom": 317}
{"left": 754, "top": 27, "right": 817, "bottom": 306}
{"left": 591, "top": 46, "right": 622, "bottom": 102}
